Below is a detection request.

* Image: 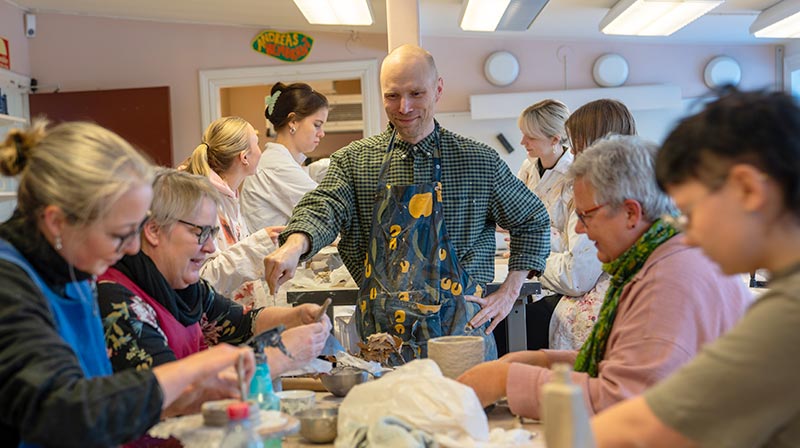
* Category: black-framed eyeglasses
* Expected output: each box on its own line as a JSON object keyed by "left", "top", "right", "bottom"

{"left": 113, "top": 211, "right": 151, "bottom": 253}
{"left": 177, "top": 219, "right": 220, "bottom": 246}
{"left": 576, "top": 203, "right": 608, "bottom": 228}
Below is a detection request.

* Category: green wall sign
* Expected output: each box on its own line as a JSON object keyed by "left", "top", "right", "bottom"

{"left": 251, "top": 30, "right": 313, "bottom": 62}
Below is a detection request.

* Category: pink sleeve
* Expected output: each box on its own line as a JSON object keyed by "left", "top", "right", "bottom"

{"left": 506, "top": 362, "right": 551, "bottom": 419}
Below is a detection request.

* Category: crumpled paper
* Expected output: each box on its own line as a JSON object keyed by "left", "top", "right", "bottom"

{"left": 335, "top": 350, "right": 386, "bottom": 376}
{"left": 289, "top": 248, "right": 357, "bottom": 290}
{"left": 335, "top": 359, "right": 535, "bottom": 448}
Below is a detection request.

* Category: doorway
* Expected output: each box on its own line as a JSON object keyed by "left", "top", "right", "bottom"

{"left": 198, "top": 59, "right": 382, "bottom": 157}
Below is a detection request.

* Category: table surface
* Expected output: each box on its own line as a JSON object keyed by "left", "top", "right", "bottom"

{"left": 151, "top": 392, "right": 545, "bottom": 447}
{"left": 281, "top": 392, "right": 545, "bottom": 447}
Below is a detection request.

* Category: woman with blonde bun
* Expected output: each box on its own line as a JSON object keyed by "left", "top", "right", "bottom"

{"left": 0, "top": 121, "right": 254, "bottom": 448}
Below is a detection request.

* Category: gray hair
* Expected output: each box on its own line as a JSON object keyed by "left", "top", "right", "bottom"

{"left": 568, "top": 135, "right": 675, "bottom": 221}
{"left": 150, "top": 168, "right": 222, "bottom": 229}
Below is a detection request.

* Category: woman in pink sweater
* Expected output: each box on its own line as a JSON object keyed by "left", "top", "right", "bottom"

{"left": 458, "top": 134, "right": 751, "bottom": 418}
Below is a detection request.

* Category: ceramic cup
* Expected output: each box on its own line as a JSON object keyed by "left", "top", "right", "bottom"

{"left": 427, "top": 335, "right": 485, "bottom": 379}
{"left": 276, "top": 390, "right": 316, "bottom": 416}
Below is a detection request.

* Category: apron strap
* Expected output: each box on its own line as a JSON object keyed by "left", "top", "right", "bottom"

{"left": 376, "top": 125, "right": 443, "bottom": 184}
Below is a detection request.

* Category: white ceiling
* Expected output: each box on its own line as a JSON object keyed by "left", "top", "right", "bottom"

{"left": 5, "top": 0, "right": 787, "bottom": 44}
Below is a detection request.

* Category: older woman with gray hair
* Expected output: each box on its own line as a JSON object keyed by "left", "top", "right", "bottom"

{"left": 97, "top": 169, "right": 331, "bottom": 390}
{"left": 458, "top": 134, "right": 751, "bottom": 419}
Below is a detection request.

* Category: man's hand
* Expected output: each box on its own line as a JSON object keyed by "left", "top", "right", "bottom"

{"left": 464, "top": 270, "right": 527, "bottom": 333}
{"left": 457, "top": 360, "right": 511, "bottom": 408}
{"left": 263, "top": 233, "right": 309, "bottom": 295}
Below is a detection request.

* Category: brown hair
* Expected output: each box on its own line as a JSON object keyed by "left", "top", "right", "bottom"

{"left": 265, "top": 82, "right": 329, "bottom": 131}
{"left": 566, "top": 99, "right": 636, "bottom": 154}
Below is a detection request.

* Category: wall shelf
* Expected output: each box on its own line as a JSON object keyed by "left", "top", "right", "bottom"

{"left": 0, "top": 192, "right": 17, "bottom": 202}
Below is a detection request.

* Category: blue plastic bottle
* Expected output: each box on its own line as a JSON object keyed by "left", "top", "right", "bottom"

{"left": 250, "top": 352, "right": 280, "bottom": 411}
{"left": 249, "top": 351, "right": 282, "bottom": 448}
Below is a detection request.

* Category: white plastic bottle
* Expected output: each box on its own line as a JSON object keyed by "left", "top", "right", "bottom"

{"left": 541, "top": 363, "right": 596, "bottom": 448}
{"left": 220, "top": 402, "right": 265, "bottom": 448}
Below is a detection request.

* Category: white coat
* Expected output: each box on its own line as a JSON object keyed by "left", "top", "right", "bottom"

{"left": 199, "top": 169, "right": 275, "bottom": 308}
{"left": 240, "top": 142, "right": 318, "bottom": 231}
{"left": 517, "top": 151, "right": 603, "bottom": 297}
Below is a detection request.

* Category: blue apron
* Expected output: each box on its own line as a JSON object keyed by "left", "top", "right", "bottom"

{"left": 0, "top": 239, "right": 112, "bottom": 448}
{"left": 356, "top": 128, "right": 498, "bottom": 364}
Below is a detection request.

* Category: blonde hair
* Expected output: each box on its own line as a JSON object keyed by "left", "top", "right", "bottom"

{"left": 149, "top": 168, "right": 222, "bottom": 229}
{"left": 518, "top": 99, "right": 570, "bottom": 145}
{"left": 0, "top": 120, "right": 154, "bottom": 225}
{"left": 183, "top": 116, "right": 252, "bottom": 177}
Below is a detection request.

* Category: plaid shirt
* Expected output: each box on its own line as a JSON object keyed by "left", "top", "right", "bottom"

{"left": 281, "top": 123, "right": 550, "bottom": 286}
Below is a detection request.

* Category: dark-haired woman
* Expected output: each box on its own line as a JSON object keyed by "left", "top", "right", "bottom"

{"left": 241, "top": 82, "right": 329, "bottom": 230}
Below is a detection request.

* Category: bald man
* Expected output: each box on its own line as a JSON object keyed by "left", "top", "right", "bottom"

{"left": 264, "top": 45, "right": 550, "bottom": 363}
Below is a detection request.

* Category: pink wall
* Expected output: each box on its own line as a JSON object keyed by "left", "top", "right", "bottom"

{"left": 27, "top": 13, "right": 387, "bottom": 164}
{"left": 0, "top": 2, "right": 31, "bottom": 75}
{"left": 424, "top": 36, "right": 776, "bottom": 113}
{"left": 24, "top": 12, "right": 777, "bottom": 164}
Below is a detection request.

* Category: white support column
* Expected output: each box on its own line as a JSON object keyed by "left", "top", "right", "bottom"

{"left": 386, "top": 0, "right": 420, "bottom": 52}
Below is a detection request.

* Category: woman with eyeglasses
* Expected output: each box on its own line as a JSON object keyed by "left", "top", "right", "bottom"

{"left": 0, "top": 121, "right": 255, "bottom": 447}
{"left": 97, "top": 169, "right": 331, "bottom": 387}
{"left": 592, "top": 90, "right": 800, "bottom": 447}
{"left": 458, "top": 134, "right": 750, "bottom": 420}
{"left": 182, "top": 116, "right": 279, "bottom": 308}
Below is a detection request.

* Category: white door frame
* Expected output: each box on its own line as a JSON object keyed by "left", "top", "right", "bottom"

{"left": 199, "top": 59, "right": 381, "bottom": 136}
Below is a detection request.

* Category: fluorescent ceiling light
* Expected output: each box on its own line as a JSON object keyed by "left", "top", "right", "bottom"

{"left": 293, "top": 0, "right": 373, "bottom": 26}
{"left": 460, "top": 0, "right": 512, "bottom": 32}
{"left": 600, "top": 0, "right": 723, "bottom": 36}
{"left": 750, "top": 0, "right": 800, "bottom": 38}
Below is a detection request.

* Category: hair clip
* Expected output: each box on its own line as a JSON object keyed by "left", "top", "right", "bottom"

{"left": 265, "top": 91, "right": 282, "bottom": 116}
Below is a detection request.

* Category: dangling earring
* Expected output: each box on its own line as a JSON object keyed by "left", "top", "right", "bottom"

{"left": 55, "top": 235, "right": 63, "bottom": 251}
{"left": 290, "top": 126, "right": 296, "bottom": 135}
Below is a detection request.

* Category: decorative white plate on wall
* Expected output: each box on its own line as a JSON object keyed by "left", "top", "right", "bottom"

{"left": 592, "top": 53, "right": 629, "bottom": 87}
{"left": 484, "top": 51, "right": 520, "bottom": 87}
{"left": 704, "top": 56, "right": 741, "bottom": 89}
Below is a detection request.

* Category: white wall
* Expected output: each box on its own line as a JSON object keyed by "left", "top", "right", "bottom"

{"left": 437, "top": 97, "right": 705, "bottom": 175}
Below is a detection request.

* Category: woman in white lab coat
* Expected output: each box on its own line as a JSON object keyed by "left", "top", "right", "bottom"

{"left": 182, "top": 116, "right": 276, "bottom": 307}
{"left": 516, "top": 99, "right": 604, "bottom": 350}
{"left": 241, "top": 82, "right": 329, "bottom": 231}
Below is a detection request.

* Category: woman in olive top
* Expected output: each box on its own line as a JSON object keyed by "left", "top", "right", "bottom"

{"left": 593, "top": 90, "right": 800, "bottom": 447}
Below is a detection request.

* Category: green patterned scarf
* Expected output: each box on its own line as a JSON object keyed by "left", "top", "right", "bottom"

{"left": 573, "top": 219, "right": 678, "bottom": 377}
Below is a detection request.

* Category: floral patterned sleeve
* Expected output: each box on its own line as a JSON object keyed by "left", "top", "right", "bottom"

{"left": 191, "top": 279, "right": 258, "bottom": 346}
{"left": 97, "top": 281, "right": 177, "bottom": 371}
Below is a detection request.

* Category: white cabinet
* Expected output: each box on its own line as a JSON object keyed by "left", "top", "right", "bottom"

{"left": 0, "top": 68, "right": 31, "bottom": 220}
